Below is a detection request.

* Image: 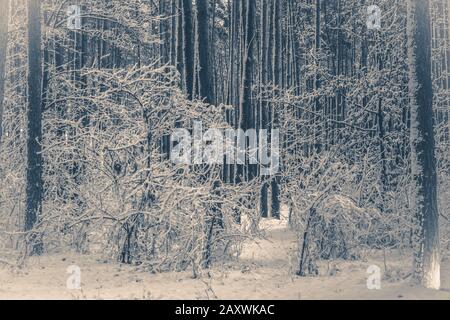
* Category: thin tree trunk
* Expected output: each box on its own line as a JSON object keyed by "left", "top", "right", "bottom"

{"left": 0, "top": 0, "right": 9, "bottom": 146}
{"left": 239, "top": 0, "right": 256, "bottom": 181}
{"left": 270, "top": 0, "right": 281, "bottom": 219}
{"left": 260, "top": 0, "right": 269, "bottom": 218}
{"left": 182, "top": 0, "right": 194, "bottom": 100}
{"left": 176, "top": 0, "right": 184, "bottom": 87}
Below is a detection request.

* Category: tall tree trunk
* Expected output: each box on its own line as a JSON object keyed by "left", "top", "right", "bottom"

{"left": 25, "top": 0, "right": 43, "bottom": 255}
{"left": 447, "top": 0, "right": 450, "bottom": 139}
{"left": 176, "top": 0, "right": 184, "bottom": 83}
{"left": 196, "top": 0, "right": 214, "bottom": 104}
{"left": 196, "top": 0, "right": 218, "bottom": 269}
{"left": 159, "top": 0, "right": 168, "bottom": 64}
{"left": 270, "top": 0, "right": 281, "bottom": 219}
{"left": 239, "top": 0, "right": 256, "bottom": 180}
{"left": 407, "top": 0, "right": 440, "bottom": 290}
{"left": 170, "top": 0, "right": 177, "bottom": 67}
{"left": 0, "top": 0, "right": 9, "bottom": 146}
{"left": 314, "top": 0, "right": 321, "bottom": 153}
{"left": 260, "top": 0, "right": 269, "bottom": 218}
{"left": 182, "top": 0, "right": 194, "bottom": 100}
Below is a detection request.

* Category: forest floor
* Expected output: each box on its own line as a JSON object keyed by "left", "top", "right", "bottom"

{"left": 1, "top": 215, "right": 450, "bottom": 300}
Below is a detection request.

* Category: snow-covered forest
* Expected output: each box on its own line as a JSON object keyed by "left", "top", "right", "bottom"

{"left": 0, "top": 0, "right": 449, "bottom": 300}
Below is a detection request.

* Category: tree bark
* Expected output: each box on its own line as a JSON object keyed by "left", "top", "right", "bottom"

{"left": 196, "top": 0, "right": 219, "bottom": 268}
{"left": 260, "top": 0, "right": 269, "bottom": 218}
{"left": 182, "top": 0, "right": 194, "bottom": 100}
{"left": 407, "top": 0, "right": 440, "bottom": 290}
{"left": 25, "top": 0, "right": 43, "bottom": 255}
{"left": 196, "top": 0, "right": 214, "bottom": 103}
{"left": 0, "top": 0, "right": 9, "bottom": 145}
{"left": 270, "top": 0, "right": 281, "bottom": 219}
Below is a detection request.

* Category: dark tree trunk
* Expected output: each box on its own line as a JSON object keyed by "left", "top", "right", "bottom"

{"left": 25, "top": 0, "right": 43, "bottom": 255}
{"left": 170, "top": 0, "right": 177, "bottom": 67}
{"left": 270, "top": 0, "right": 281, "bottom": 219}
{"left": 260, "top": 0, "right": 269, "bottom": 218}
{"left": 314, "top": 0, "right": 322, "bottom": 153}
{"left": 196, "top": 0, "right": 214, "bottom": 104}
{"left": 176, "top": 0, "right": 184, "bottom": 80}
{"left": 182, "top": 0, "right": 194, "bottom": 100}
{"left": 196, "top": 0, "right": 219, "bottom": 269}
{"left": 408, "top": 0, "right": 440, "bottom": 290}
{"left": 239, "top": 0, "right": 256, "bottom": 180}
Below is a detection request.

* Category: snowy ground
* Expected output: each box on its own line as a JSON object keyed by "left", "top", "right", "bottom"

{"left": 1, "top": 217, "right": 450, "bottom": 300}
